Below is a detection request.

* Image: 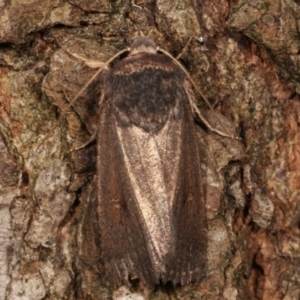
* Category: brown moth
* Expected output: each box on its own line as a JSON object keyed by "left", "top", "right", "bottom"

{"left": 96, "top": 37, "right": 207, "bottom": 286}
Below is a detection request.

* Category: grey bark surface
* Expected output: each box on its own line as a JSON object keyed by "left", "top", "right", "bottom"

{"left": 0, "top": 0, "right": 298, "bottom": 299}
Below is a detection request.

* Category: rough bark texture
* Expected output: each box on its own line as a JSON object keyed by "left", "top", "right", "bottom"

{"left": 0, "top": 0, "right": 299, "bottom": 299}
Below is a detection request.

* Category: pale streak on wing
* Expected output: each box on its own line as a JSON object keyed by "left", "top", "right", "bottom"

{"left": 116, "top": 118, "right": 182, "bottom": 271}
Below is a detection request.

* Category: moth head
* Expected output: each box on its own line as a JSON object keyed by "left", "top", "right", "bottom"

{"left": 129, "top": 37, "right": 158, "bottom": 55}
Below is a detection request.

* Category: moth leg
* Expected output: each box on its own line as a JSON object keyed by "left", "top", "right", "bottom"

{"left": 67, "top": 129, "right": 97, "bottom": 153}
{"left": 190, "top": 96, "right": 241, "bottom": 140}
{"left": 60, "top": 48, "right": 105, "bottom": 69}
{"left": 176, "top": 36, "right": 194, "bottom": 60}
{"left": 183, "top": 80, "right": 241, "bottom": 140}
{"left": 176, "top": 36, "right": 207, "bottom": 60}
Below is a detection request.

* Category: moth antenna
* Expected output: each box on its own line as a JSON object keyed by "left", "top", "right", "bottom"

{"left": 35, "top": 47, "right": 130, "bottom": 153}
{"left": 158, "top": 47, "right": 213, "bottom": 110}
{"left": 158, "top": 47, "right": 240, "bottom": 140}
{"left": 131, "top": 0, "right": 143, "bottom": 9}
{"left": 62, "top": 47, "right": 129, "bottom": 113}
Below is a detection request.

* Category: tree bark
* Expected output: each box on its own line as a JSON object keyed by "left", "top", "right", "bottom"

{"left": 0, "top": 0, "right": 299, "bottom": 299}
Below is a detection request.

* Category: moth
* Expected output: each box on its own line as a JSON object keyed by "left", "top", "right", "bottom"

{"left": 95, "top": 37, "right": 207, "bottom": 287}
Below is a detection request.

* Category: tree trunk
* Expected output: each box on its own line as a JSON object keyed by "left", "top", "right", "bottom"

{"left": 0, "top": 0, "right": 299, "bottom": 299}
